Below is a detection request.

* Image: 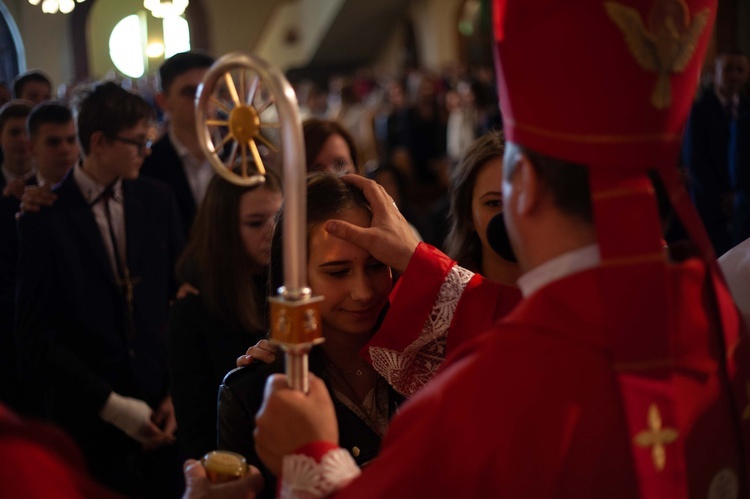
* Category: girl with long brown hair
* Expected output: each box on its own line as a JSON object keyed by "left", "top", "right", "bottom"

{"left": 167, "top": 172, "right": 282, "bottom": 459}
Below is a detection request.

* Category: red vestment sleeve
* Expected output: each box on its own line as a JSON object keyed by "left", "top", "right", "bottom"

{"left": 364, "top": 242, "right": 521, "bottom": 396}
{"left": 363, "top": 243, "right": 456, "bottom": 361}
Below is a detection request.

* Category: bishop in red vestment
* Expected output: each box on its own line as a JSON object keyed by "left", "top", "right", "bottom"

{"left": 254, "top": 1, "right": 750, "bottom": 497}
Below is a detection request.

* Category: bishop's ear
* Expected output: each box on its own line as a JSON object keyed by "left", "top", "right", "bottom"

{"left": 511, "top": 151, "right": 543, "bottom": 217}
{"left": 502, "top": 142, "right": 543, "bottom": 217}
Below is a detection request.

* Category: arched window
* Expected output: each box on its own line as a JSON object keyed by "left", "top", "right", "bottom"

{"left": 79, "top": 0, "right": 208, "bottom": 80}
{"left": 109, "top": 13, "right": 191, "bottom": 78}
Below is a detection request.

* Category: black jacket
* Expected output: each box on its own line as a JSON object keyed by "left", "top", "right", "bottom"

{"left": 218, "top": 351, "right": 404, "bottom": 498}
{"left": 141, "top": 134, "right": 196, "bottom": 237}
{"left": 168, "top": 291, "right": 265, "bottom": 459}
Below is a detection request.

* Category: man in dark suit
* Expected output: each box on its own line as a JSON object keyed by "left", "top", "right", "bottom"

{"left": 0, "top": 195, "right": 24, "bottom": 411}
{"left": 683, "top": 48, "right": 749, "bottom": 255}
{"left": 1, "top": 101, "right": 78, "bottom": 415}
{"left": 0, "top": 101, "right": 32, "bottom": 412}
{"left": 0, "top": 101, "right": 32, "bottom": 198}
{"left": 14, "top": 82, "right": 184, "bottom": 497}
{"left": 141, "top": 51, "right": 215, "bottom": 237}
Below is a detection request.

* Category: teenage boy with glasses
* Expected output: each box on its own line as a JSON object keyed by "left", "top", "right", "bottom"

{"left": 14, "top": 81, "right": 184, "bottom": 497}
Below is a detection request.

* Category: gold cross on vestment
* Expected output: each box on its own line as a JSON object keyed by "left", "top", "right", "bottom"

{"left": 633, "top": 403, "right": 679, "bottom": 471}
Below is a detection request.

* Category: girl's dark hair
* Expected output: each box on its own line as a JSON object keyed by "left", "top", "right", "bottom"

{"left": 444, "top": 131, "right": 505, "bottom": 270}
{"left": 176, "top": 171, "right": 282, "bottom": 331}
{"left": 270, "top": 173, "right": 370, "bottom": 294}
{"left": 303, "top": 118, "right": 359, "bottom": 173}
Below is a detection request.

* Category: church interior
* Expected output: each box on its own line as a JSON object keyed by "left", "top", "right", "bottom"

{"left": 3, "top": 0, "right": 750, "bottom": 497}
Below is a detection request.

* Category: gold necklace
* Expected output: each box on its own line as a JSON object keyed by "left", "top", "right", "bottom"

{"left": 330, "top": 364, "right": 363, "bottom": 376}
{"left": 323, "top": 353, "right": 367, "bottom": 376}
{"left": 322, "top": 352, "right": 387, "bottom": 436}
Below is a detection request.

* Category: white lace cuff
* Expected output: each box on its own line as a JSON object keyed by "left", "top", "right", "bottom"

{"left": 369, "top": 265, "right": 474, "bottom": 396}
{"left": 279, "top": 448, "right": 361, "bottom": 499}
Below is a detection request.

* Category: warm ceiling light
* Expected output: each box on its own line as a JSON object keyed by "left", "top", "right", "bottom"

{"left": 41, "top": 0, "right": 59, "bottom": 14}
{"left": 29, "top": 0, "right": 84, "bottom": 13}
{"left": 58, "top": 0, "right": 75, "bottom": 13}
{"left": 143, "top": 0, "right": 189, "bottom": 18}
{"left": 146, "top": 42, "right": 165, "bottom": 58}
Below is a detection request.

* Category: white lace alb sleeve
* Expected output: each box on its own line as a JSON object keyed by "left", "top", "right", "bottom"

{"left": 368, "top": 265, "right": 474, "bottom": 397}
{"left": 279, "top": 448, "right": 361, "bottom": 499}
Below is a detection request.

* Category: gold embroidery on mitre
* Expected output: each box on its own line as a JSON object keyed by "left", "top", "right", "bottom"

{"left": 633, "top": 403, "right": 679, "bottom": 471}
{"left": 742, "top": 382, "right": 750, "bottom": 420}
{"left": 605, "top": 0, "right": 710, "bottom": 109}
{"left": 592, "top": 185, "right": 655, "bottom": 201}
{"left": 614, "top": 358, "right": 675, "bottom": 371}
{"left": 601, "top": 252, "right": 665, "bottom": 267}
{"left": 509, "top": 118, "right": 681, "bottom": 144}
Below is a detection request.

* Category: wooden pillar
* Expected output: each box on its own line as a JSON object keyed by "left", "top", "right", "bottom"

{"left": 71, "top": 0, "right": 94, "bottom": 81}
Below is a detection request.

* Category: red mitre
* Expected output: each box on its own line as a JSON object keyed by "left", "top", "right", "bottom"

{"left": 492, "top": 0, "right": 723, "bottom": 263}
{"left": 493, "top": 0, "right": 715, "bottom": 173}
{"left": 491, "top": 0, "right": 722, "bottom": 312}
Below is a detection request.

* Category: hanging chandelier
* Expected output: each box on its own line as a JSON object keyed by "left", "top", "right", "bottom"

{"left": 28, "top": 0, "right": 85, "bottom": 14}
{"left": 143, "top": 0, "right": 189, "bottom": 18}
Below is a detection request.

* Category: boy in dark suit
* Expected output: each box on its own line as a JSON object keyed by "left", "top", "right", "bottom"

{"left": 0, "top": 101, "right": 32, "bottom": 198}
{"left": 0, "top": 101, "right": 32, "bottom": 412}
{"left": 14, "top": 81, "right": 184, "bottom": 497}
{"left": 141, "top": 51, "right": 215, "bottom": 236}
{"left": 1, "top": 101, "right": 78, "bottom": 415}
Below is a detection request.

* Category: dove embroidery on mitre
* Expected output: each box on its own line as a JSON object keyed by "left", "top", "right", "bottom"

{"left": 605, "top": 0, "right": 710, "bottom": 109}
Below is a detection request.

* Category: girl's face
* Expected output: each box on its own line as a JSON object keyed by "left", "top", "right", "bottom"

{"left": 471, "top": 157, "right": 504, "bottom": 257}
{"left": 308, "top": 207, "right": 392, "bottom": 336}
{"left": 239, "top": 187, "right": 283, "bottom": 266}
{"left": 311, "top": 133, "right": 355, "bottom": 174}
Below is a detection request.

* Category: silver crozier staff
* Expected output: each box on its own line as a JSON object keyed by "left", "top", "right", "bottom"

{"left": 195, "top": 52, "right": 323, "bottom": 393}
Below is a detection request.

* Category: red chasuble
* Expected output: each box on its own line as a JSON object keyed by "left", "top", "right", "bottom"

{"left": 334, "top": 256, "right": 750, "bottom": 498}
{"left": 279, "top": 1, "right": 750, "bottom": 496}
{"left": 0, "top": 404, "right": 122, "bottom": 499}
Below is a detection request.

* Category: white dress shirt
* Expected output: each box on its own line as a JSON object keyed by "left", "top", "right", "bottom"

{"left": 517, "top": 244, "right": 601, "bottom": 298}
{"left": 715, "top": 87, "right": 741, "bottom": 120}
{"left": 35, "top": 173, "right": 48, "bottom": 187}
{"left": 168, "top": 128, "right": 213, "bottom": 205}
{"left": 718, "top": 239, "right": 750, "bottom": 329}
{"left": 1, "top": 164, "right": 35, "bottom": 184}
{"left": 73, "top": 163, "right": 126, "bottom": 278}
